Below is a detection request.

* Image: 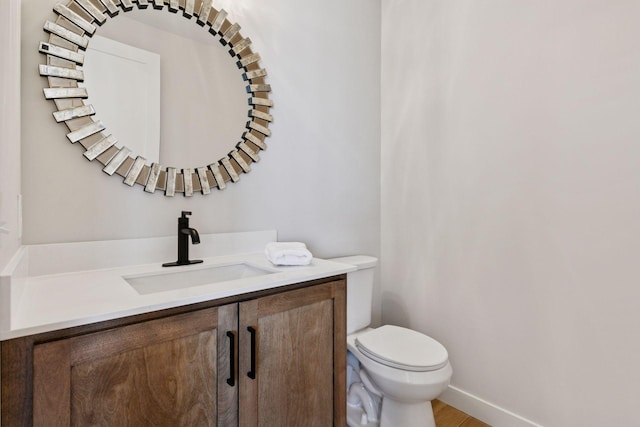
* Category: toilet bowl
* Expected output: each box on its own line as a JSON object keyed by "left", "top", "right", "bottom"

{"left": 347, "top": 327, "right": 452, "bottom": 427}
{"left": 330, "top": 256, "right": 453, "bottom": 427}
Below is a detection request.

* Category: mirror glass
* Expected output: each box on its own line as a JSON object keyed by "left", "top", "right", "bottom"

{"left": 82, "top": 9, "right": 250, "bottom": 166}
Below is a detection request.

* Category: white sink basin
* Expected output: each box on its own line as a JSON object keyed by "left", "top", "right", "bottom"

{"left": 124, "top": 262, "right": 276, "bottom": 295}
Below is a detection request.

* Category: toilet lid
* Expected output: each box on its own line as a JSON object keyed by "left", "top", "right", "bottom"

{"left": 355, "top": 325, "right": 448, "bottom": 372}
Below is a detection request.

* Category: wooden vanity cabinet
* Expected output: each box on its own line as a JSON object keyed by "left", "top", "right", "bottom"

{"left": 32, "top": 304, "right": 237, "bottom": 427}
{"left": 0, "top": 276, "right": 346, "bottom": 426}
{"left": 238, "top": 280, "right": 346, "bottom": 426}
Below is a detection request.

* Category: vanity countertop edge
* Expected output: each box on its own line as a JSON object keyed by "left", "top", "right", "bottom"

{"left": 0, "top": 235, "right": 356, "bottom": 341}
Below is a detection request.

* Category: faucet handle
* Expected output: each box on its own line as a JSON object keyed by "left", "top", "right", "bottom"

{"left": 181, "top": 211, "right": 192, "bottom": 218}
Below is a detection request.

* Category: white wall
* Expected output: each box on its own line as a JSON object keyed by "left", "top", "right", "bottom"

{"left": 0, "top": 0, "right": 22, "bottom": 271}
{"left": 381, "top": 1, "right": 640, "bottom": 426}
{"left": 21, "top": 0, "right": 380, "bottom": 264}
{"left": 0, "top": 1, "right": 22, "bottom": 418}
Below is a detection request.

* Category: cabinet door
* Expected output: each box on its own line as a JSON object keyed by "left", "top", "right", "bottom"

{"left": 238, "top": 280, "right": 346, "bottom": 426}
{"left": 32, "top": 304, "right": 238, "bottom": 427}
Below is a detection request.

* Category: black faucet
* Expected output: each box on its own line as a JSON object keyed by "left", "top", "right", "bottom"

{"left": 163, "top": 211, "right": 203, "bottom": 267}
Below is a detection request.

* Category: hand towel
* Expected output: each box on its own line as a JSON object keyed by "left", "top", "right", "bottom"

{"left": 265, "top": 242, "right": 313, "bottom": 266}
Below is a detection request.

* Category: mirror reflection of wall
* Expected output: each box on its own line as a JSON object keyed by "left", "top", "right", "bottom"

{"left": 85, "top": 10, "right": 250, "bottom": 167}
{"left": 83, "top": 35, "right": 161, "bottom": 162}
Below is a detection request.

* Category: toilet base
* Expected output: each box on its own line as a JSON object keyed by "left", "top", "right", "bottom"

{"left": 347, "top": 404, "right": 380, "bottom": 427}
{"left": 380, "top": 398, "right": 435, "bottom": 427}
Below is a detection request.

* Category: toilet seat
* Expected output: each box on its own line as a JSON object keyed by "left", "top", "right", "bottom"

{"left": 355, "top": 325, "right": 448, "bottom": 372}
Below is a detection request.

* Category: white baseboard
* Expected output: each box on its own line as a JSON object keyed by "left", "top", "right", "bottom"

{"left": 439, "top": 385, "right": 543, "bottom": 427}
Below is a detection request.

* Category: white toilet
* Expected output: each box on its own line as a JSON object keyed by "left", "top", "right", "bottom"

{"left": 331, "top": 256, "right": 453, "bottom": 427}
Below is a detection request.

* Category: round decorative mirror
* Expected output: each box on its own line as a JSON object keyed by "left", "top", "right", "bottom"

{"left": 39, "top": 0, "right": 273, "bottom": 196}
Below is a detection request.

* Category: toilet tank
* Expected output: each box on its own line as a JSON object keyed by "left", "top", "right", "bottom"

{"left": 329, "top": 255, "right": 378, "bottom": 335}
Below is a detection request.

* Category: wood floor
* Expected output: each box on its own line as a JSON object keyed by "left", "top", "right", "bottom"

{"left": 433, "top": 400, "right": 491, "bottom": 427}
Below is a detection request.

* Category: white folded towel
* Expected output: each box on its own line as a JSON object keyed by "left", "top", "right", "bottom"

{"left": 265, "top": 242, "right": 313, "bottom": 266}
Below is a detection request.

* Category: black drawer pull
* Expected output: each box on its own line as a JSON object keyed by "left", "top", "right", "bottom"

{"left": 247, "top": 326, "right": 256, "bottom": 379}
{"left": 226, "top": 331, "right": 235, "bottom": 386}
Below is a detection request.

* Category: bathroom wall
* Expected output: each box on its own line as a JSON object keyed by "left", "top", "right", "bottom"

{"left": 0, "top": 0, "right": 22, "bottom": 271}
{"left": 381, "top": 1, "right": 640, "bottom": 426}
{"left": 0, "top": 1, "right": 22, "bottom": 419}
{"left": 21, "top": 1, "right": 381, "bottom": 268}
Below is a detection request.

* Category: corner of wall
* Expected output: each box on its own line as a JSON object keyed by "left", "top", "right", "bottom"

{"left": 0, "top": 0, "right": 22, "bottom": 271}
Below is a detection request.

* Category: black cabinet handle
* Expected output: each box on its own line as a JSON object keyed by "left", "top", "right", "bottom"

{"left": 226, "top": 331, "right": 235, "bottom": 386}
{"left": 247, "top": 326, "right": 256, "bottom": 379}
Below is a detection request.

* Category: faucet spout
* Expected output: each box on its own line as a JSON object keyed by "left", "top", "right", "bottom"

{"left": 181, "top": 227, "right": 200, "bottom": 244}
{"left": 163, "top": 211, "right": 203, "bottom": 267}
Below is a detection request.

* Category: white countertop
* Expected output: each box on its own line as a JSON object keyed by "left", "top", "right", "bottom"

{"left": 0, "top": 231, "right": 356, "bottom": 340}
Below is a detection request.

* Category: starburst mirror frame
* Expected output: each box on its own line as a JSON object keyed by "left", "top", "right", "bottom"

{"left": 39, "top": 0, "right": 273, "bottom": 196}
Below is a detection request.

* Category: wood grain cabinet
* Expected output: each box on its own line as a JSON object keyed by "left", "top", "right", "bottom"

{"left": 1, "top": 277, "right": 346, "bottom": 426}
